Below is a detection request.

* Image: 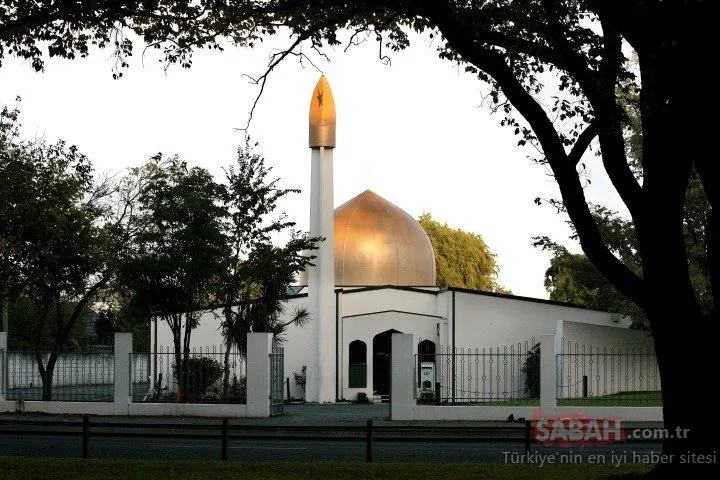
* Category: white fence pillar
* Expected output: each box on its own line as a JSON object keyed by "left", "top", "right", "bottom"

{"left": 540, "top": 333, "right": 557, "bottom": 412}
{"left": 246, "top": 332, "right": 273, "bottom": 417}
{"left": 114, "top": 332, "right": 132, "bottom": 414}
{"left": 391, "top": 333, "right": 416, "bottom": 421}
{"left": 0, "top": 332, "right": 6, "bottom": 402}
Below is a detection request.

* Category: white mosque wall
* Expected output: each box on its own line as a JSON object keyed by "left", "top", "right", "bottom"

{"left": 559, "top": 320, "right": 653, "bottom": 350}
{"left": 340, "top": 288, "right": 439, "bottom": 318}
{"left": 281, "top": 297, "right": 316, "bottom": 401}
{"left": 451, "top": 291, "right": 631, "bottom": 350}
{"left": 153, "top": 309, "right": 225, "bottom": 352}
{"left": 556, "top": 321, "right": 659, "bottom": 398}
{"left": 341, "top": 310, "right": 441, "bottom": 401}
{"left": 149, "top": 288, "right": 649, "bottom": 404}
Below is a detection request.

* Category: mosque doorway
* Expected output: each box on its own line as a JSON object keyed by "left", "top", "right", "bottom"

{"left": 373, "top": 329, "right": 402, "bottom": 400}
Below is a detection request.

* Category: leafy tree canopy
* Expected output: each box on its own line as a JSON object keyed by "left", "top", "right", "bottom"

{"left": 418, "top": 213, "right": 508, "bottom": 293}
{"left": 1, "top": 101, "right": 129, "bottom": 399}
{"left": 6, "top": 296, "right": 91, "bottom": 351}
{"left": 219, "top": 142, "right": 319, "bottom": 359}
{"left": 537, "top": 240, "right": 646, "bottom": 327}
{"left": 533, "top": 75, "right": 710, "bottom": 328}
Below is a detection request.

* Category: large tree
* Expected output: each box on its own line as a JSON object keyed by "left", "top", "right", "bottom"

{"left": 117, "top": 156, "right": 230, "bottom": 402}
{"left": 535, "top": 73, "right": 709, "bottom": 329}
{"left": 0, "top": 103, "right": 123, "bottom": 400}
{"left": 217, "top": 142, "right": 317, "bottom": 398}
{"left": 418, "top": 212, "right": 508, "bottom": 293}
{"left": 1, "top": 0, "right": 714, "bottom": 473}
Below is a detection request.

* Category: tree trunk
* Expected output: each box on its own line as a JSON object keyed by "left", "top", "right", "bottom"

{"left": 223, "top": 336, "right": 232, "bottom": 401}
{"left": 645, "top": 306, "right": 719, "bottom": 475}
{"left": 633, "top": 23, "right": 718, "bottom": 474}
{"left": 182, "top": 312, "right": 193, "bottom": 403}
{"left": 38, "top": 351, "right": 58, "bottom": 401}
{"left": 170, "top": 315, "right": 183, "bottom": 403}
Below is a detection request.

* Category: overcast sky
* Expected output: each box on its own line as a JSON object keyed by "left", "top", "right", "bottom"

{"left": 0, "top": 31, "right": 629, "bottom": 299}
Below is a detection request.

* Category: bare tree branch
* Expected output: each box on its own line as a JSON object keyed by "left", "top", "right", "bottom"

{"left": 568, "top": 121, "right": 598, "bottom": 166}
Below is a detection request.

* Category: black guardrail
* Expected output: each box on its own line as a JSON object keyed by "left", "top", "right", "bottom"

{"left": 0, "top": 416, "right": 662, "bottom": 462}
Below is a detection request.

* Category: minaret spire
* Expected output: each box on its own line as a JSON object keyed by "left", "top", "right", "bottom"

{"left": 306, "top": 75, "right": 337, "bottom": 403}
{"left": 309, "top": 75, "right": 336, "bottom": 148}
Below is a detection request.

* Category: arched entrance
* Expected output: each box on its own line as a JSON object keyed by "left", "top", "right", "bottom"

{"left": 373, "top": 329, "right": 402, "bottom": 399}
{"left": 348, "top": 340, "right": 367, "bottom": 388}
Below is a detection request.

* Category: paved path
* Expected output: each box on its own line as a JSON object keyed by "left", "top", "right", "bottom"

{"left": 275, "top": 403, "right": 390, "bottom": 423}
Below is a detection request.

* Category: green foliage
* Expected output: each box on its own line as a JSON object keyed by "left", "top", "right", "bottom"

{"left": 117, "top": 155, "right": 229, "bottom": 360}
{"left": 1, "top": 102, "right": 122, "bottom": 398}
{"left": 93, "top": 305, "right": 151, "bottom": 351}
{"left": 219, "top": 142, "right": 319, "bottom": 359}
{"left": 534, "top": 236, "right": 646, "bottom": 327}
{"left": 6, "top": 297, "right": 90, "bottom": 351}
{"left": 356, "top": 392, "right": 371, "bottom": 404}
{"left": 418, "top": 213, "right": 508, "bottom": 293}
{"left": 522, "top": 344, "right": 540, "bottom": 399}
{"left": 115, "top": 155, "right": 230, "bottom": 401}
{"left": 534, "top": 177, "right": 710, "bottom": 329}
{"left": 293, "top": 365, "right": 307, "bottom": 391}
{"left": 172, "top": 356, "right": 223, "bottom": 402}
{"left": 225, "top": 374, "right": 247, "bottom": 404}
{"left": 534, "top": 56, "right": 710, "bottom": 329}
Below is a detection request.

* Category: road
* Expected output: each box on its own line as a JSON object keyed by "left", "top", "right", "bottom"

{"left": 0, "top": 432, "right": 661, "bottom": 463}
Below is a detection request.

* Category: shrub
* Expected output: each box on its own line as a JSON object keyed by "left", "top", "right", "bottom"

{"left": 293, "top": 365, "right": 307, "bottom": 391}
{"left": 228, "top": 374, "right": 247, "bottom": 404}
{"left": 522, "top": 343, "right": 540, "bottom": 398}
{"left": 173, "top": 356, "right": 223, "bottom": 402}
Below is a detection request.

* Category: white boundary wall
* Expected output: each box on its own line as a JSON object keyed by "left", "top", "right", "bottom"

{"left": 0, "top": 332, "right": 272, "bottom": 417}
{"left": 390, "top": 333, "right": 662, "bottom": 422}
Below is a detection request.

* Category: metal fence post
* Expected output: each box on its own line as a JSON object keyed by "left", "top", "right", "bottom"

{"left": 0, "top": 332, "right": 7, "bottom": 402}
{"left": 524, "top": 420, "right": 532, "bottom": 454}
{"left": 82, "top": 415, "right": 90, "bottom": 459}
{"left": 366, "top": 419, "right": 373, "bottom": 462}
{"left": 221, "top": 418, "right": 229, "bottom": 461}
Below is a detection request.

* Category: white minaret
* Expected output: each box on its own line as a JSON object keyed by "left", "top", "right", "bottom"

{"left": 306, "top": 75, "right": 337, "bottom": 403}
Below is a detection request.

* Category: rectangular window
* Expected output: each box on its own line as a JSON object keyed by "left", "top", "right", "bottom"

{"left": 348, "top": 363, "right": 367, "bottom": 388}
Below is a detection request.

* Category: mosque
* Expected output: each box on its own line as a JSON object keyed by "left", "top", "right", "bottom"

{"left": 153, "top": 76, "right": 652, "bottom": 404}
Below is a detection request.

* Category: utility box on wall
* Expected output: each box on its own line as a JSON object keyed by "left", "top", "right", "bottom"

{"left": 419, "top": 362, "right": 435, "bottom": 392}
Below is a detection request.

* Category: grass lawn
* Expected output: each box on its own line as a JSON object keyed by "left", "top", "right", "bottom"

{"left": 436, "top": 391, "right": 661, "bottom": 407}
{"left": 557, "top": 391, "right": 662, "bottom": 407}
{"left": 0, "top": 458, "right": 652, "bottom": 480}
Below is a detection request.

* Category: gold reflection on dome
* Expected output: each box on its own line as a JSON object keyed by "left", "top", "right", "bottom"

{"left": 334, "top": 190, "right": 436, "bottom": 286}
{"left": 309, "top": 75, "right": 336, "bottom": 148}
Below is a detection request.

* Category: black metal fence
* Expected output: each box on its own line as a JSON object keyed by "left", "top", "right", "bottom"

{"left": 556, "top": 339, "right": 661, "bottom": 406}
{"left": 1, "top": 350, "right": 115, "bottom": 402}
{"left": 416, "top": 340, "right": 539, "bottom": 405}
{"left": 131, "top": 346, "right": 246, "bottom": 404}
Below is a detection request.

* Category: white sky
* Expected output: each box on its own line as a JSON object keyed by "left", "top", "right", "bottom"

{"left": 0, "top": 31, "right": 629, "bottom": 299}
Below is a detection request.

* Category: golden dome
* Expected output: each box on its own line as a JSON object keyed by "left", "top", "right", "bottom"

{"left": 334, "top": 190, "right": 436, "bottom": 286}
